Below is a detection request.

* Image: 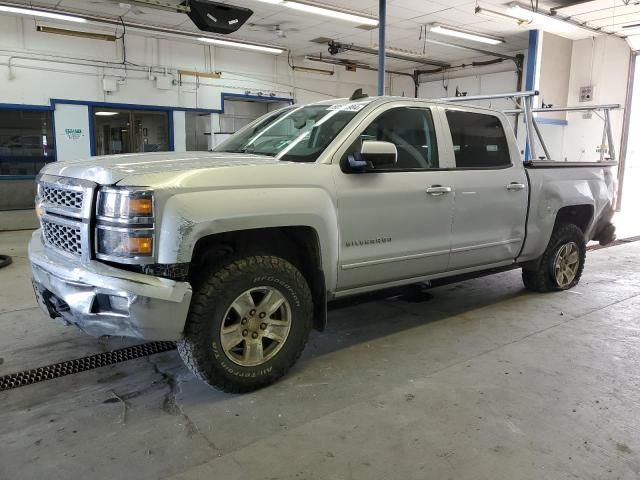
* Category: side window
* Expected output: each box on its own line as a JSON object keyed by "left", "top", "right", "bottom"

{"left": 357, "top": 107, "right": 439, "bottom": 170}
{"left": 445, "top": 110, "right": 511, "bottom": 168}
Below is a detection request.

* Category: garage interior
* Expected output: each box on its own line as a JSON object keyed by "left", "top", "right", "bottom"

{"left": 1, "top": 0, "right": 640, "bottom": 478}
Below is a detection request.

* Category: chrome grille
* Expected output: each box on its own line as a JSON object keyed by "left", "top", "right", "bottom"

{"left": 37, "top": 175, "right": 95, "bottom": 261}
{"left": 40, "top": 184, "right": 84, "bottom": 210}
{"left": 42, "top": 220, "right": 82, "bottom": 256}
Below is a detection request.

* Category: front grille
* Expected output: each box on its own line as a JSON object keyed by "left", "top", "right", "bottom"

{"left": 42, "top": 220, "right": 82, "bottom": 256}
{"left": 38, "top": 175, "right": 95, "bottom": 260}
{"left": 40, "top": 184, "right": 84, "bottom": 210}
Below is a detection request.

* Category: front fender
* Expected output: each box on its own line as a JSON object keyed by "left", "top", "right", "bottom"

{"left": 156, "top": 187, "right": 339, "bottom": 291}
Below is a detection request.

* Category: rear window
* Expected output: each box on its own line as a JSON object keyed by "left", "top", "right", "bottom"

{"left": 445, "top": 110, "right": 510, "bottom": 168}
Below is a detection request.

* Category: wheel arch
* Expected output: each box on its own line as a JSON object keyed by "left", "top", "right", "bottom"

{"left": 189, "top": 226, "right": 328, "bottom": 331}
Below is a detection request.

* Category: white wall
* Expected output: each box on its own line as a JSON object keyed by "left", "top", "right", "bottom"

{"left": 0, "top": 15, "right": 413, "bottom": 160}
{"left": 561, "top": 35, "right": 631, "bottom": 162}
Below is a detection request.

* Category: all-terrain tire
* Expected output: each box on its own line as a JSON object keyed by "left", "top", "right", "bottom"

{"left": 522, "top": 223, "right": 586, "bottom": 293}
{"left": 178, "top": 255, "right": 313, "bottom": 393}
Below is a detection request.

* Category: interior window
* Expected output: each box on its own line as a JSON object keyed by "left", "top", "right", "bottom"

{"left": 445, "top": 110, "right": 510, "bottom": 168}
{"left": 357, "top": 107, "right": 439, "bottom": 170}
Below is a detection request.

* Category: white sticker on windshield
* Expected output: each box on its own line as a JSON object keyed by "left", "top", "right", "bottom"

{"left": 327, "top": 102, "right": 370, "bottom": 112}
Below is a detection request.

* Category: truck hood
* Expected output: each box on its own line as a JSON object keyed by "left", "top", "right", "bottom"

{"left": 41, "top": 151, "right": 283, "bottom": 185}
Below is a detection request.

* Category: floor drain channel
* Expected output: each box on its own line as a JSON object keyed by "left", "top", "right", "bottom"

{"left": 0, "top": 341, "right": 176, "bottom": 392}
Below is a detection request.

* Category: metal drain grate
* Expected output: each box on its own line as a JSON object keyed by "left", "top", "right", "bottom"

{"left": 0, "top": 341, "right": 176, "bottom": 392}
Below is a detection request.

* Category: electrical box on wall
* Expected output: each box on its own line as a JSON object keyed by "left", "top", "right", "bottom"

{"left": 579, "top": 85, "right": 594, "bottom": 102}
{"left": 103, "top": 77, "right": 118, "bottom": 93}
{"left": 156, "top": 76, "right": 173, "bottom": 90}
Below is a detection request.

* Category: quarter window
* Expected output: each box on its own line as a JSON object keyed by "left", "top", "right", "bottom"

{"left": 358, "top": 107, "right": 439, "bottom": 170}
{"left": 445, "top": 110, "right": 510, "bottom": 168}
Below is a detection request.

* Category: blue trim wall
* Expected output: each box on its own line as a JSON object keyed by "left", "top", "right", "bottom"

{"left": 1, "top": 92, "right": 295, "bottom": 175}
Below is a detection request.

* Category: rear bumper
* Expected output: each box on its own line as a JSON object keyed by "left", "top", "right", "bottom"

{"left": 29, "top": 230, "right": 192, "bottom": 340}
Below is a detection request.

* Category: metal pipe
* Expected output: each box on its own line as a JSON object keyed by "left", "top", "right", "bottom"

{"left": 522, "top": 96, "right": 537, "bottom": 162}
{"left": 531, "top": 116, "right": 552, "bottom": 161}
{"left": 437, "top": 90, "right": 538, "bottom": 103}
{"left": 502, "top": 104, "right": 620, "bottom": 114}
{"left": 378, "top": 0, "right": 386, "bottom": 96}
{"left": 604, "top": 108, "right": 616, "bottom": 162}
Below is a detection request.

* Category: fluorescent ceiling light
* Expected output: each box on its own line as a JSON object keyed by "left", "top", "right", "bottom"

{"left": 253, "top": 0, "right": 378, "bottom": 26}
{"left": 286, "top": 1, "right": 378, "bottom": 26}
{"left": 36, "top": 25, "right": 117, "bottom": 41}
{"left": 430, "top": 24, "right": 504, "bottom": 45}
{"left": 292, "top": 65, "right": 334, "bottom": 75}
{"left": 0, "top": 5, "right": 86, "bottom": 23}
{"left": 95, "top": 111, "right": 119, "bottom": 116}
{"left": 507, "top": 4, "right": 593, "bottom": 37}
{"left": 198, "top": 37, "right": 283, "bottom": 54}
{"left": 474, "top": 6, "right": 528, "bottom": 26}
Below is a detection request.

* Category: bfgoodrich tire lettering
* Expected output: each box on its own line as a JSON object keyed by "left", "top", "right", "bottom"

{"left": 522, "top": 223, "right": 586, "bottom": 293}
{"left": 178, "top": 255, "right": 313, "bottom": 393}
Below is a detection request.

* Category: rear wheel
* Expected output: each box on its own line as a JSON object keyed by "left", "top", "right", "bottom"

{"left": 522, "top": 223, "right": 586, "bottom": 292}
{"left": 178, "top": 255, "right": 313, "bottom": 393}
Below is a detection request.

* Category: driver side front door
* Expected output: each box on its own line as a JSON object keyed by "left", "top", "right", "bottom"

{"left": 333, "top": 105, "right": 455, "bottom": 293}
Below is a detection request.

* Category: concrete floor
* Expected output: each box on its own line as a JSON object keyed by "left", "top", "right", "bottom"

{"left": 1, "top": 230, "right": 639, "bottom": 480}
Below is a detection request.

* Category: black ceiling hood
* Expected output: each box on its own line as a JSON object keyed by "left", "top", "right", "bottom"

{"left": 184, "top": 0, "right": 253, "bottom": 34}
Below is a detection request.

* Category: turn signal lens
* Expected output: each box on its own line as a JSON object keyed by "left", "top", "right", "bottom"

{"left": 125, "top": 236, "right": 153, "bottom": 255}
{"left": 127, "top": 197, "right": 153, "bottom": 216}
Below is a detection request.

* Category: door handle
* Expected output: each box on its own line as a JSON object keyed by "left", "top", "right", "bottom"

{"left": 507, "top": 182, "right": 526, "bottom": 191}
{"left": 426, "top": 185, "right": 452, "bottom": 196}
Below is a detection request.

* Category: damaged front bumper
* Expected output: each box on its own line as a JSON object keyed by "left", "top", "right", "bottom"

{"left": 28, "top": 230, "right": 192, "bottom": 340}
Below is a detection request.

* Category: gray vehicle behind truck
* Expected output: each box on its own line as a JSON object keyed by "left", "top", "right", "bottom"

{"left": 29, "top": 92, "right": 617, "bottom": 392}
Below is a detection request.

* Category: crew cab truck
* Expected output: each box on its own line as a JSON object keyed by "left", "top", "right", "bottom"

{"left": 29, "top": 94, "right": 617, "bottom": 392}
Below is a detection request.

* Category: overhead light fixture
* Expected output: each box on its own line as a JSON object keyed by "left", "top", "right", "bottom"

{"left": 430, "top": 24, "right": 504, "bottom": 45}
{"left": 197, "top": 37, "right": 284, "bottom": 54}
{"left": 0, "top": 5, "right": 86, "bottom": 23}
{"left": 474, "top": 5, "right": 528, "bottom": 26}
{"left": 291, "top": 65, "right": 334, "bottom": 75}
{"left": 286, "top": 1, "right": 377, "bottom": 26}
{"left": 36, "top": 25, "right": 117, "bottom": 41}
{"left": 95, "top": 111, "right": 120, "bottom": 116}
{"left": 253, "top": 0, "right": 378, "bottom": 26}
{"left": 506, "top": 4, "right": 594, "bottom": 37}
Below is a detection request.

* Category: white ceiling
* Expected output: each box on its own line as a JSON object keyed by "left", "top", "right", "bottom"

{"left": 6, "top": 0, "right": 532, "bottom": 69}
{"left": 5, "top": 0, "right": 637, "bottom": 68}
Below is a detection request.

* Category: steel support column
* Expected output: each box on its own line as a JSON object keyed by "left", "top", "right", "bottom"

{"left": 377, "top": 0, "right": 386, "bottom": 96}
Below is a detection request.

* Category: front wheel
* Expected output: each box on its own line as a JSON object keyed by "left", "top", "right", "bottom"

{"left": 522, "top": 223, "right": 586, "bottom": 293}
{"left": 178, "top": 255, "right": 313, "bottom": 393}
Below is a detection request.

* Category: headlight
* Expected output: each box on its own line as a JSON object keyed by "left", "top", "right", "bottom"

{"left": 97, "top": 188, "right": 153, "bottom": 221}
{"left": 97, "top": 227, "right": 154, "bottom": 258}
{"left": 95, "top": 187, "right": 155, "bottom": 263}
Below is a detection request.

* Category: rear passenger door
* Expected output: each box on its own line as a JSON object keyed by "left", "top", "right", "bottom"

{"left": 444, "top": 109, "right": 528, "bottom": 270}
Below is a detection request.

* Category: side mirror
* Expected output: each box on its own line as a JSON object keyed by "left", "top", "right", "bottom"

{"left": 360, "top": 140, "right": 397, "bottom": 168}
{"left": 342, "top": 140, "right": 397, "bottom": 173}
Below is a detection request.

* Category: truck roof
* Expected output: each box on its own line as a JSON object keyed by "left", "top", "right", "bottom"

{"left": 307, "top": 95, "right": 500, "bottom": 113}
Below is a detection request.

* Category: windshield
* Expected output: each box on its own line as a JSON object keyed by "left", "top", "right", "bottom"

{"left": 214, "top": 103, "right": 366, "bottom": 162}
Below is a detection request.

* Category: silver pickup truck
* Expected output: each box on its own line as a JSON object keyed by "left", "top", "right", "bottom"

{"left": 29, "top": 94, "right": 617, "bottom": 392}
